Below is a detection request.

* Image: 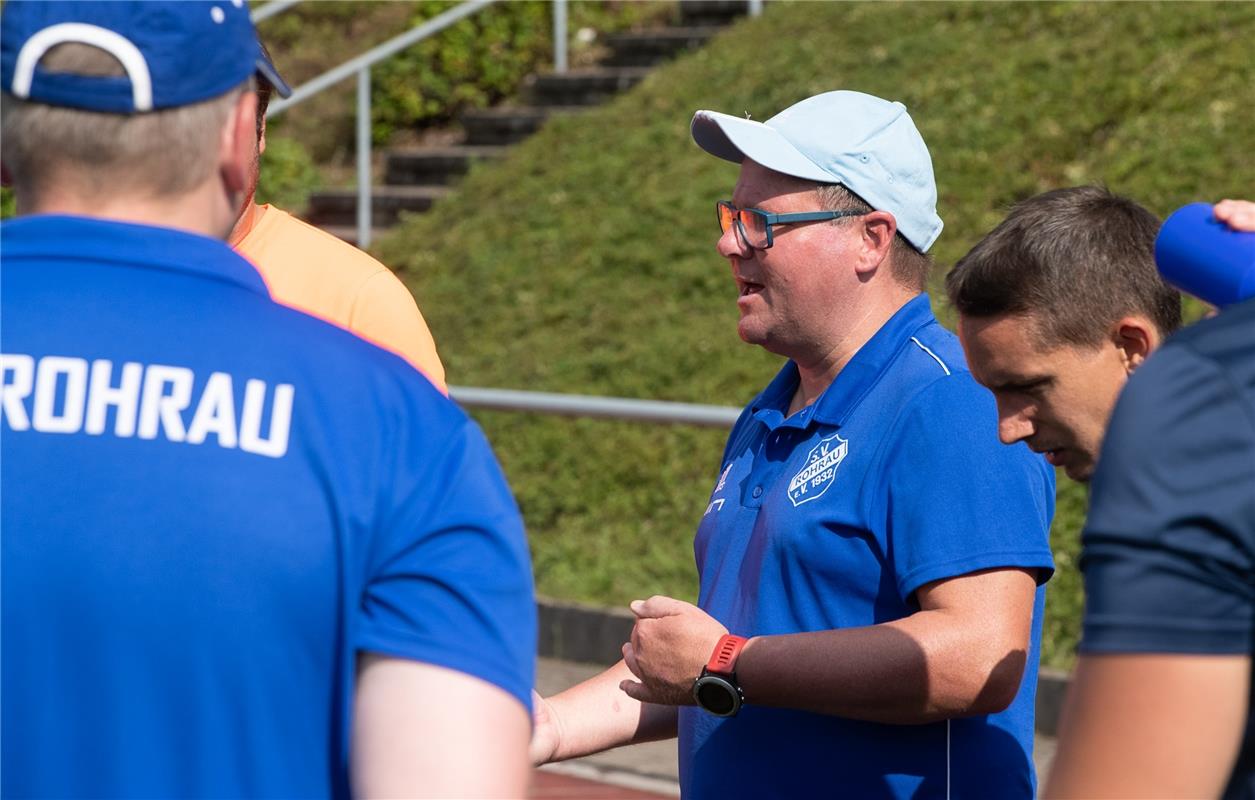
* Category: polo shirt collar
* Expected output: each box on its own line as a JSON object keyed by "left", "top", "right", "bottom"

{"left": 2, "top": 214, "right": 270, "bottom": 297}
{"left": 750, "top": 293, "right": 938, "bottom": 429}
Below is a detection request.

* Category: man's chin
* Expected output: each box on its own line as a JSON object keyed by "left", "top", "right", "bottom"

{"left": 736, "top": 319, "right": 766, "bottom": 346}
{"left": 1062, "top": 459, "right": 1095, "bottom": 483}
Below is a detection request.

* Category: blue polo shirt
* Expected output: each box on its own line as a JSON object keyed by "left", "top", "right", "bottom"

{"left": 1, "top": 215, "right": 536, "bottom": 799}
{"left": 1081, "top": 298, "right": 1255, "bottom": 800}
{"left": 679, "top": 294, "right": 1055, "bottom": 799}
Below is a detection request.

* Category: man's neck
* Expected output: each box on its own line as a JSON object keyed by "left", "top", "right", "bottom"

{"left": 228, "top": 197, "right": 262, "bottom": 248}
{"left": 787, "top": 289, "right": 921, "bottom": 417}
{"left": 25, "top": 181, "right": 235, "bottom": 241}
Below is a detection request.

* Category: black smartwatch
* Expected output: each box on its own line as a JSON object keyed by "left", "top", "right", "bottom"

{"left": 692, "top": 634, "right": 748, "bottom": 717}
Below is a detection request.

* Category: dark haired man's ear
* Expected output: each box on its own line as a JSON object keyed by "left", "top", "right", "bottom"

{"left": 1112, "top": 317, "right": 1157, "bottom": 374}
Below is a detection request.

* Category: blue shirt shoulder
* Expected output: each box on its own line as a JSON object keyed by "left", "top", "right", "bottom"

{"left": 0, "top": 216, "right": 535, "bottom": 799}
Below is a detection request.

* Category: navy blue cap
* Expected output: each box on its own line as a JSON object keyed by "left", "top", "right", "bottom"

{"left": 1, "top": 1, "right": 291, "bottom": 113}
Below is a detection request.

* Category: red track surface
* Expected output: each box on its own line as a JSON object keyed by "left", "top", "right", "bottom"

{"left": 529, "top": 769, "right": 675, "bottom": 799}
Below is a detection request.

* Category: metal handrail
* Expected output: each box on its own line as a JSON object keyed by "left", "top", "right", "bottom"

{"left": 552, "top": 0, "right": 568, "bottom": 74}
{"left": 260, "top": 0, "right": 511, "bottom": 249}
{"left": 449, "top": 386, "right": 742, "bottom": 428}
{"left": 250, "top": 0, "right": 301, "bottom": 24}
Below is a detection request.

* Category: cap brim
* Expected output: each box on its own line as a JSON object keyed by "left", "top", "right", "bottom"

{"left": 256, "top": 54, "right": 291, "bottom": 98}
{"left": 691, "top": 109, "right": 833, "bottom": 184}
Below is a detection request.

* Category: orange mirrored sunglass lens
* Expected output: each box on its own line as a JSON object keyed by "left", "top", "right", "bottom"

{"left": 740, "top": 212, "right": 766, "bottom": 245}
{"left": 716, "top": 202, "right": 768, "bottom": 248}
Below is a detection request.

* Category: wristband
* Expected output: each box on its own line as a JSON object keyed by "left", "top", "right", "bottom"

{"left": 693, "top": 634, "right": 749, "bottom": 717}
{"left": 705, "top": 634, "right": 749, "bottom": 674}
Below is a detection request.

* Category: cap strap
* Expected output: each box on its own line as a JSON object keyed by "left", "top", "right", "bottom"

{"left": 12, "top": 23, "right": 153, "bottom": 112}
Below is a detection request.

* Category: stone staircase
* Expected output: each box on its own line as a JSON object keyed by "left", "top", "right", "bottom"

{"left": 307, "top": 0, "right": 751, "bottom": 245}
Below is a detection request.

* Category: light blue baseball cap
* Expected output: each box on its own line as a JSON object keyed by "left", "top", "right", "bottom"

{"left": 691, "top": 90, "right": 944, "bottom": 252}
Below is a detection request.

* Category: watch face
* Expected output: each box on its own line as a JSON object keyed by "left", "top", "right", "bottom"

{"left": 694, "top": 675, "right": 740, "bottom": 717}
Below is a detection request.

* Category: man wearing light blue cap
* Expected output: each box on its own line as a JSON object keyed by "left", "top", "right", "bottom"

{"left": 533, "top": 91, "right": 1055, "bottom": 798}
{"left": 1, "top": 2, "right": 534, "bottom": 797}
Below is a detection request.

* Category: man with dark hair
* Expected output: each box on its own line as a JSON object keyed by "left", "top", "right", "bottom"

{"left": 0, "top": 2, "right": 533, "bottom": 796}
{"left": 253, "top": 41, "right": 279, "bottom": 136}
{"left": 1043, "top": 199, "right": 1255, "bottom": 798}
{"left": 946, "top": 186, "right": 1182, "bottom": 481}
{"left": 533, "top": 90, "right": 1055, "bottom": 798}
{"left": 229, "top": 42, "right": 447, "bottom": 390}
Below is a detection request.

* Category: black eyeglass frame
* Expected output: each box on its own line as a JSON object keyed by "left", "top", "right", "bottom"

{"left": 716, "top": 200, "right": 864, "bottom": 250}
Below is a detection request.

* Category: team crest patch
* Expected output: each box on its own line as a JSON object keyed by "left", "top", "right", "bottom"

{"left": 787, "top": 432, "right": 848, "bottom": 507}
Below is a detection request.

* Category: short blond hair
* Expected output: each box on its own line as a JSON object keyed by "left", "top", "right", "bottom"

{"left": 1, "top": 43, "right": 247, "bottom": 203}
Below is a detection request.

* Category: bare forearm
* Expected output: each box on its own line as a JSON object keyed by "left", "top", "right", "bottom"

{"left": 1044, "top": 654, "right": 1249, "bottom": 799}
{"left": 548, "top": 660, "right": 678, "bottom": 761}
{"left": 737, "top": 610, "right": 1027, "bottom": 723}
{"left": 621, "top": 571, "right": 1037, "bottom": 724}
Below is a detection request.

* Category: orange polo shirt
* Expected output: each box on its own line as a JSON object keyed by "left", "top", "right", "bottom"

{"left": 232, "top": 204, "right": 446, "bottom": 391}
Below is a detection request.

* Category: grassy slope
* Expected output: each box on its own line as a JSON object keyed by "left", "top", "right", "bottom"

{"left": 377, "top": 1, "right": 1255, "bottom": 669}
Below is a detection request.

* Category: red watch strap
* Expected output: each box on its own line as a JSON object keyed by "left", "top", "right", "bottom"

{"left": 705, "top": 634, "right": 748, "bottom": 675}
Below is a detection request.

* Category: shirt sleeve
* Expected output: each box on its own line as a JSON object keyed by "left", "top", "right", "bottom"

{"left": 1080, "top": 342, "right": 1255, "bottom": 655}
{"left": 355, "top": 415, "right": 536, "bottom": 711}
{"left": 349, "top": 270, "right": 448, "bottom": 392}
{"left": 883, "top": 375, "right": 1057, "bottom": 601}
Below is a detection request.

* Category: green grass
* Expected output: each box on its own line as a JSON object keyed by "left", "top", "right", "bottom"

{"left": 375, "top": 1, "right": 1255, "bottom": 670}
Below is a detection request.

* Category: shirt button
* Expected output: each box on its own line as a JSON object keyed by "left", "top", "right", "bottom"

{"left": 752, "top": 486, "right": 763, "bottom": 498}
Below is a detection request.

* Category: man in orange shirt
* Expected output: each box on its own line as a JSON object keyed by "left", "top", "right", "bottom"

{"left": 229, "top": 49, "right": 447, "bottom": 391}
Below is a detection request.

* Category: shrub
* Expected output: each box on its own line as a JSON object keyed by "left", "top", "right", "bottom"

{"left": 369, "top": 2, "right": 553, "bottom": 143}
{"left": 257, "top": 135, "right": 320, "bottom": 213}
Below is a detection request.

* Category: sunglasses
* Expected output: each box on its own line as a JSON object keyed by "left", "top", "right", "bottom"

{"left": 717, "top": 201, "right": 863, "bottom": 250}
